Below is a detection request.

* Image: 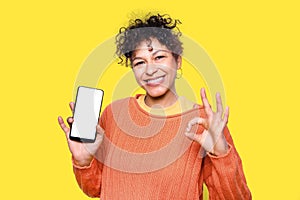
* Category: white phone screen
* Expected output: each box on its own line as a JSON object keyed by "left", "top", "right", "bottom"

{"left": 70, "top": 86, "right": 104, "bottom": 142}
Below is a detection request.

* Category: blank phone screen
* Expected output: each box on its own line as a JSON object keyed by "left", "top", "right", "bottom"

{"left": 70, "top": 86, "right": 104, "bottom": 142}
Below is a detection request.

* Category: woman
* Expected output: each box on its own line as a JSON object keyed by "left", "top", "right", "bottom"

{"left": 58, "top": 14, "right": 251, "bottom": 199}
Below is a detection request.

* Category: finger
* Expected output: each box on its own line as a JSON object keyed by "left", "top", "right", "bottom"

{"left": 58, "top": 116, "right": 70, "bottom": 135}
{"left": 67, "top": 117, "right": 74, "bottom": 127}
{"left": 200, "top": 88, "right": 210, "bottom": 108}
{"left": 69, "top": 102, "right": 75, "bottom": 112}
{"left": 216, "top": 92, "right": 223, "bottom": 116}
{"left": 95, "top": 125, "right": 105, "bottom": 144}
{"left": 222, "top": 106, "right": 229, "bottom": 125}
{"left": 96, "top": 125, "right": 104, "bottom": 135}
{"left": 185, "top": 131, "right": 202, "bottom": 144}
{"left": 200, "top": 88, "right": 212, "bottom": 117}
{"left": 186, "top": 117, "right": 208, "bottom": 132}
{"left": 193, "top": 104, "right": 200, "bottom": 109}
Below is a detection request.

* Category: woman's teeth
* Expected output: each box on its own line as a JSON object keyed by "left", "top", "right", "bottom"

{"left": 146, "top": 77, "right": 164, "bottom": 84}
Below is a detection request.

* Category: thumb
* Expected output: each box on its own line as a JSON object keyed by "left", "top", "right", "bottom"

{"left": 96, "top": 125, "right": 104, "bottom": 135}
{"left": 95, "top": 125, "right": 105, "bottom": 144}
{"left": 95, "top": 124, "right": 104, "bottom": 146}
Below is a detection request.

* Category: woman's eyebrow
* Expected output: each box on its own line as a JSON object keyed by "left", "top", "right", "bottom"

{"left": 152, "top": 49, "right": 170, "bottom": 56}
{"left": 131, "top": 49, "right": 170, "bottom": 61}
{"left": 131, "top": 56, "right": 143, "bottom": 62}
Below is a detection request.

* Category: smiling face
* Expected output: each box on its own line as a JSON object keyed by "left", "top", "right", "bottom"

{"left": 131, "top": 38, "right": 182, "bottom": 106}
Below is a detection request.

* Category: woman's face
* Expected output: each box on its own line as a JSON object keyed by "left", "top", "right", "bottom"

{"left": 131, "top": 38, "right": 182, "bottom": 99}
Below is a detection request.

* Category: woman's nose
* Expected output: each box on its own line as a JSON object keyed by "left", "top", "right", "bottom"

{"left": 145, "top": 63, "right": 158, "bottom": 76}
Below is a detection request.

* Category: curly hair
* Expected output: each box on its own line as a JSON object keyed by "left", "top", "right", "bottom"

{"left": 115, "top": 13, "right": 183, "bottom": 67}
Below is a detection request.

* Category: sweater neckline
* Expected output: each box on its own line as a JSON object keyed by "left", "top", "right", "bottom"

{"left": 130, "top": 95, "right": 203, "bottom": 119}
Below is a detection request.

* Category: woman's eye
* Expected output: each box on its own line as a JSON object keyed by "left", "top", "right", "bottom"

{"left": 134, "top": 61, "right": 145, "bottom": 67}
{"left": 155, "top": 55, "right": 165, "bottom": 60}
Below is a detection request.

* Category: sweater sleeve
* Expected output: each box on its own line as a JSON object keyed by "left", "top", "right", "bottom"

{"left": 202, "top": 126, "right": 252, "bottom": 200}
{"left": 71, "top": 105, "right": 109, "bottom": 198}
{"left": 72, "top": 157, "right": 102, "bottom": 197}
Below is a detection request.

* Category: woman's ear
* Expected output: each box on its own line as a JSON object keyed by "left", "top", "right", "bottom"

{"left": 176, "top": 55, "right": 182, "bottom": 69}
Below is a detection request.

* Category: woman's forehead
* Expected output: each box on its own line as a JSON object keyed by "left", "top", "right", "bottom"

{"left": 133, "top": 38, "right": 170, "bottom": 56}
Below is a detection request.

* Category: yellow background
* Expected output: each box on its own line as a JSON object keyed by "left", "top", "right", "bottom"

{"left": 1, "top": 0, "right": 299, "bottom": 199}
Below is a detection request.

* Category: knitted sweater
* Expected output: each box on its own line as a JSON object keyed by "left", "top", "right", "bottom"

{"left": 72, "top": 97, "right": 251, "bottom": 199}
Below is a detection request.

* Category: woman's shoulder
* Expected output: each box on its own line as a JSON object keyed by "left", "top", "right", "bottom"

{"left": 102, "top": 96, "right": 136, "bottom": 113}
{"left": 178, "top": 96, "right": 203, "bottom": 111}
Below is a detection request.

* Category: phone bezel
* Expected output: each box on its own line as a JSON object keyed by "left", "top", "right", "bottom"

{"left": 69, "top": 86, "right": 104, "bottom": 143}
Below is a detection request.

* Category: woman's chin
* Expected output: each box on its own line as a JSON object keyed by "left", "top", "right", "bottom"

{"left": 145, "top": 87, "right": 172, "bottom": 99}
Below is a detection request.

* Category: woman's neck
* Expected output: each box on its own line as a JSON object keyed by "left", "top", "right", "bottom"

{"left": 144, "top": 90, "right": 178, "bottom": 108}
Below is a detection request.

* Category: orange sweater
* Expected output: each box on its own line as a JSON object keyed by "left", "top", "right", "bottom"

{"left": 72, "top": 97, "right": 251, "bottom": 199}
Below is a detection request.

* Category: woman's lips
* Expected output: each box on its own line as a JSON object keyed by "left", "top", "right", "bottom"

{"left": 144, "top": 76, "right": 165, "bottom": 86}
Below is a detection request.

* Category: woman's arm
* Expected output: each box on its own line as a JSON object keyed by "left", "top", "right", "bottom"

{"left": 184, "top": 88, "right": 251, "bottom": 199}
{"left": 58, "top": 102, "right": 106, "bottom": 197}
{"left": 202, "top": 126, "right": 251, "bottom": 199}
{"left": 72, "top": 157, "right": 103, "bottom": 197}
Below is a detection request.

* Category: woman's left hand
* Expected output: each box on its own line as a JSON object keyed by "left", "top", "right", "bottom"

{"left": 185, "top": 88, "right": 229, "bottom": 156}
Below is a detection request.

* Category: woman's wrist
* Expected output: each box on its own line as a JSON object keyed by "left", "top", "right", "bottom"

{"left": 72, "top": 156, "right": 93, "bottom": 167}
{"left": 210, "top": 138, "right": 229, "bottom": 156}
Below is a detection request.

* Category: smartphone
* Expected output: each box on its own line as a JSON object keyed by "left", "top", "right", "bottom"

{"left": 69, "top": 86, "right": 104, "bottom": 143}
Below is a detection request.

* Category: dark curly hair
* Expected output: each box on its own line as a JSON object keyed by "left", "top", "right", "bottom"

{"left": 115, "top": 13, "right": 183, "bottom": 67}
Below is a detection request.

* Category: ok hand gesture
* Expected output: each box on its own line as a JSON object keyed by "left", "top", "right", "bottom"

{"left": 185, "top": 88, "right": 229, "bottom": 156}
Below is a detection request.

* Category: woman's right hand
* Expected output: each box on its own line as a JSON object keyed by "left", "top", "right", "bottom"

{"left": 58, "top": 102, "right": 104, "bottom": 167}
